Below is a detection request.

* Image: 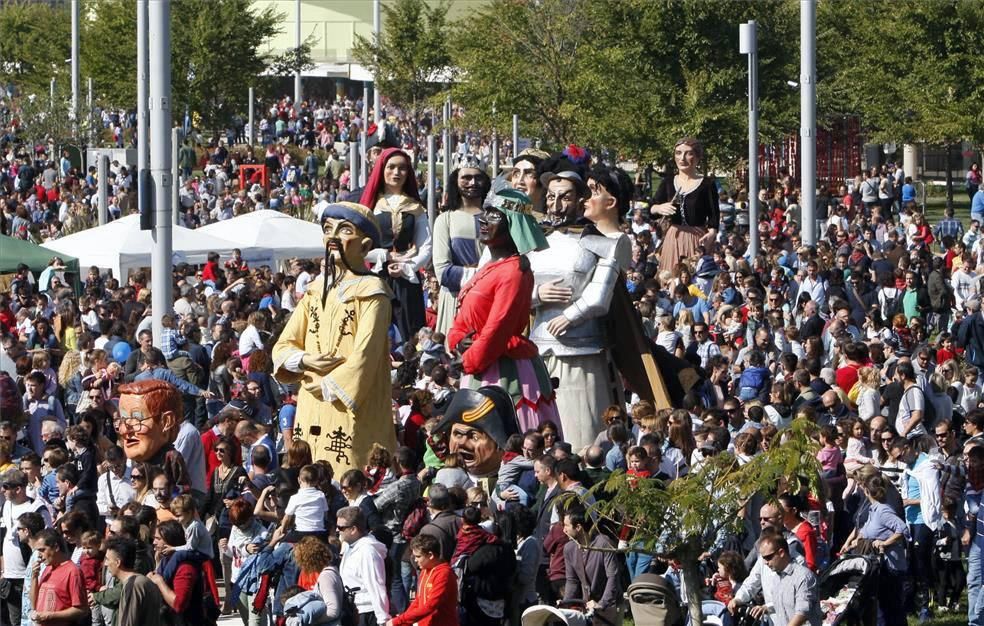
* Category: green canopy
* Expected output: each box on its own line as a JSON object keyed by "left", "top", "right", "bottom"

{"left": 0, "top": 235, "right": 82, "bottom": 294}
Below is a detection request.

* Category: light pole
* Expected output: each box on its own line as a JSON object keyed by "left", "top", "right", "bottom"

{"left": 800, "top": 0, "right": 817, "bottom": 246}
{"left": 427, "top": 135, "right": 437, "bottom": 228}
{"left": 512, "top": 114, "right": 519, "bottom": 160}
{"left": 491, "top": 102, "right": 499, "bottom": 178}
{"left": 149, "top": 0, "right": 173, "bottom": 346}
{"left": 294, "top": 0, "right": 302, "bottom": 114}
{"left": 373, "top": 0, "right": 382, "bottom": 136}
{"left": 248, "top": 86, "right": 255, "bottom": 147}
{"left": 442, "top": 96, "right": 450, "bottom": 206}
{"left": 137, "top": 0, "right": 149, "bottom": 230}
{"left": 361, "top": 82, "right": 369, "bottom": 187}
{"left": 71, "top": 0, "right": 79, "bottom": 133}
{"left": 740, "top": 21, "right": 759, "bottom": 259}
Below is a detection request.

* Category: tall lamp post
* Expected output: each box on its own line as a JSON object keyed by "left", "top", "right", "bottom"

{"left": 739, "top": 21, "right": 759, "bottom": 259}
{"left": 800, "top": 0, "right": 817, "bottom": 245}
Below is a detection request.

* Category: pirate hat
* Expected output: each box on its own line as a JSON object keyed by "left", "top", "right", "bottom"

{"left": 434, "top": 386, "right": 519, "bottom": 449}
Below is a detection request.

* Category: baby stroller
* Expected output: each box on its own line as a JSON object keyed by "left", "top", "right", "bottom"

{"left": 627, "top": 574, "right": 685, "bottom": 626}
{"left": 521, "top": 604, "right": 591, "bottom": 626}
{"left": 818, "top": 554, "right": 880, "bottom": 626}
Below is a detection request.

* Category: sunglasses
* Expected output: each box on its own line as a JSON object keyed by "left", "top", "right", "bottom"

{"left": 336, "top": 524, "right": 352, "bottom": 531}
{"left": 131, "top": 473, "right": 144, "bottom": 480}
{"left": 1, "top": 483, "right": 19, "bottom": 490}
{"left": 761, "top": 550, "right": 778, "bottom": 562}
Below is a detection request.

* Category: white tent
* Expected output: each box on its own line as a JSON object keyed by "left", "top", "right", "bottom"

{"left": 40, "top": 214, "right": 239, "bottom": 280}
{"left": 197, "top": 209, "right": 324, "bottom": 269}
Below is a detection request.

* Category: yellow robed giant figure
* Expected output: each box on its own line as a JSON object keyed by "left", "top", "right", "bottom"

{"left": 273, "top": 202, "right": 396, "bottom": 473}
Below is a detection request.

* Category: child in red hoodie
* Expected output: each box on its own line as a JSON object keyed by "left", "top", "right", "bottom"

{"left": 390, "top": 534, "right": 458, "bottom": 626}
{"left": 79, "top": 531, "right": 106, "bottom": 625}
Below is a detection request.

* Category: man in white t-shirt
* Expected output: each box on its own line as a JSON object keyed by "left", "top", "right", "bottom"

{"left": 895, "top": 361, "right": 927, "bottom": 440}
{"left": 293, "top": 259, "right": 313, "bottom": 300}
{"left": 951, "top": 254, "right": 979, "bottom": 313}
{"left": 0, "top": 469, "right": 51, "bottom": 626}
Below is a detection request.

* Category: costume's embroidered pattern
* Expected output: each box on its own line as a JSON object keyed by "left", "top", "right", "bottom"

{"left": 308, "top": 304, "right": 322, "bottom": 353}
{"left": 325, "top": 427, "right": 353, "bottom": 464}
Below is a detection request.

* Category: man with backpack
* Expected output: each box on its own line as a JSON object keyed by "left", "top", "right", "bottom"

{"left": 896, "top": 361, "right": 929, "bottom": 439}
{"left": 337, "top": 507, "right": 390, "bottom": 626}
{"left": 374, "top": 447, "right": 421, "bottom": 615}
{"left": 419, "top": 484, "right": 461, "bottom": 563}
{"left": 454, "top": 506, "right": 515, "bottom": 626}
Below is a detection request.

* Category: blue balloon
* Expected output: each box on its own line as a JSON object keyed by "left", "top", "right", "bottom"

{"left": 112, "top": 342, "right": 132, "bottom": 364}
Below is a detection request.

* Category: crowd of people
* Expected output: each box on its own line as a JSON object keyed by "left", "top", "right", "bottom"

{"left": 4, "top": 92, "right": 984, "bottom": 626}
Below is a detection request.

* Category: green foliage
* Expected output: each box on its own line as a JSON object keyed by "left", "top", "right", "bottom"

{"left": 817, "top": 0, "right": 984, "bottom": 145}
{"left": 352, "top": 0, "right": 452, "bottom": 119}
{"left": 449, "top": 0, "right": 799, "bottom": 167}
{"left": 0, "top": 1, "right": 72, "bottom": 100}
{"left": 267, "top": 38, "right": 316, "bottom": 81}
{"left": 589, "top": 418, "right": 821, "bottom": 562}
{"left": 80, "top": 0, "right": 284, "bottom": 130}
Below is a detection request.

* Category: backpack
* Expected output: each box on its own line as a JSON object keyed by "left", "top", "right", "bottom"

{"left": 881, "top": 289, "right": 903, "bottom": 323}
{"left": 401, "top": 497, "right": 430, "bottom": 541}
{"left": 340, "top": 585, "right": 359, "bottom": 626}
{"left": 901, "top": 384, "right": 937, "bottom": 430}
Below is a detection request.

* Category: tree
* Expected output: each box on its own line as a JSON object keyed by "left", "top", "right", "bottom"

{"left": 0, "top": 1, "right": 72, "bottom": 101}
{"left": 576, "top": 419, "right": 821, "bottom": 626}
{"left": 351, "top": 0, "right": 452, "bottom": 120}
{"left": 266, "top": 38, "right": 316, "bottom": 86}
{"left": 81, "top": 0, "right": 284, "bottom": 130}
{"left": 817, "top": 0, "right": 984, "bottom": 203}
{"left": 449, "top": 0, "right": 800, "bottom": 167}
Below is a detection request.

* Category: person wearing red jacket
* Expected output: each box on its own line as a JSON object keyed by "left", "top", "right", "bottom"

{"left": 387, "top": 534, "right": 458, "bottom": 626}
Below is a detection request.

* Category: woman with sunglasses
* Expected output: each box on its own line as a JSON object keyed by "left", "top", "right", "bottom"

{"left": 203, "top": 436, "right": 248, "bottom": 614}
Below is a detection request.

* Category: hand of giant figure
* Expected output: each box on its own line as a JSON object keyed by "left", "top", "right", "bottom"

{"left": 273, "top": 202, "right": 397, "bottom": 473}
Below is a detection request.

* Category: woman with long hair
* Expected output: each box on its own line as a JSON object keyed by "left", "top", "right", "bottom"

{"left": 292, "top": 536, "right": 344, "bottom": 617}
{"left": 650, "top": 138, "right": 720, "bottom": 271}
{"left": 360, "top": 147, "right": 431, "bottom": 341}
{"left": 855, "top": 366, "right": 882, "bottom": 423}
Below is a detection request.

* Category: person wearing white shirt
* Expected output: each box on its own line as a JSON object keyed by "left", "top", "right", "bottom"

{"left": 96, "top": 448, "right": 136, "bottom": 520}
{"left": 337, "top": 507, "right": 390, "bottom": 625}
{"left": 951, "top": 255, "right": 978, "bottom": 313}
{"left": 0, "top": 469, "right": 51, "bottom": 626}
{"left": 173, "top": 420, "right": 207, "bottom": 498}
{"left": 280, "top": 467, "right": 328, "bottom": 541}
{"left": 796, "top": 262, "right": 828, "bottom": 315}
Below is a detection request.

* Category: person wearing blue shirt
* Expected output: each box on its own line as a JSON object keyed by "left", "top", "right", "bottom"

{"left": 901, "top": 176, "right": 916, "bottom": 204}
{"left": 133, "top": 351, "right": 211, "bottom": 400}
{"left": 894, "top": 439, "right": 934, "bottom": 621}
{"left": 671, "top": 284, "right": 710, "bottom": 325}
{"left": 973, "top": 187, "right": 984, "bottom": 223}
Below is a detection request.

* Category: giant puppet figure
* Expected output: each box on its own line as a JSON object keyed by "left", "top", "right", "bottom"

{"left": 527, "top": 151, "right": 633, "bottom": 452}
{"left": 433, "top": 385, "right": 520, "bottom": 479}
{"left": 432, "top": 155, "right": 490, "bottom": 336}
{"left": 360, "top": 148, "right": 431, "bottom": 343}
{"left": 448, "top": 189, "right": 560, "bottom": 434}
{"left": 273, "top": 202, "right": 397, "bottom": 473}
{"left": 117, "top": 379, "right": 191, "bottom": 491}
